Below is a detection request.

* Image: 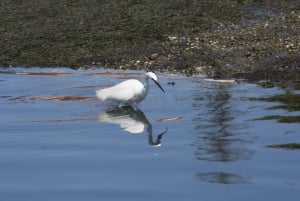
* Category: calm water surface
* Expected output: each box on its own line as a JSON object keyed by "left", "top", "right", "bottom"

{"left": 0, "top": 67, "right": 299, "bottom": 201}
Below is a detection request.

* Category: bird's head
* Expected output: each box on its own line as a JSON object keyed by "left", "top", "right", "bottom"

{"left": 145, "top": 72, "right": 165, "bottom": 93}
{"left": 145, "top": 72, "right": 158, "bottom": 81}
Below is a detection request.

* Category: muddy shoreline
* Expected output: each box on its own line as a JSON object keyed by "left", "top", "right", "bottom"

{"left": 1, "top": 0, "right": 299, "bottom": 86}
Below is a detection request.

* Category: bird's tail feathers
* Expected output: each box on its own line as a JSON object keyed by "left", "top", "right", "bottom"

{"left": 96, "top": 88, "right": 110, "bottom": 101}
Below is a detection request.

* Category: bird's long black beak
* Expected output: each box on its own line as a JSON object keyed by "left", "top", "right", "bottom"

{"left": 153, "top": 79, "right": 165, "bottom": 93}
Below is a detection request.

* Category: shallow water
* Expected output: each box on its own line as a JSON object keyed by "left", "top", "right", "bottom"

{"left": 0, "top": 67, "right": 299, "bottom": 201}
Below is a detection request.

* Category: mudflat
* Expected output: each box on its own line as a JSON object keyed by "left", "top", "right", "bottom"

{"left": 1, "top": 0, "right": 299, "bottom": 85}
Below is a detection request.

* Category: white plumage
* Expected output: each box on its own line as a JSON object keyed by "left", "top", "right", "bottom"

{"left": 96, "top": 72, "right": 164, "bottom": 106}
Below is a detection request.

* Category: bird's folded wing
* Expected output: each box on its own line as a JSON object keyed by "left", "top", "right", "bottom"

{"left": 106, "top": 88, "right": 134, "bottom": 102}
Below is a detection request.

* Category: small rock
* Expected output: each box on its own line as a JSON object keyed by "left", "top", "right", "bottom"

{"left": 149, "top": 53, "right": 159, "bottom": 60}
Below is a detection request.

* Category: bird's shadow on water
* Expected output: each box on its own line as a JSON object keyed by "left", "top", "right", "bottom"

{"left": 98, "top": 106, "right": 167, "bottom": 147}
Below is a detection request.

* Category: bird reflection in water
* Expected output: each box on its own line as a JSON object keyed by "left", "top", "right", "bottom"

{"left": 98, "top": 106, "right": 167, "bottom": 147}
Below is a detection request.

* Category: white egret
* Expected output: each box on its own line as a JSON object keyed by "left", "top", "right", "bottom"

{"left": 96, "top": 72, "right": 165, "bottom": 106}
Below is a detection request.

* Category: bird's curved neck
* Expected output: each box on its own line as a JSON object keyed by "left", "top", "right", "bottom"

{"left": 144, "top": 77, "right": 151, "bottom": 90}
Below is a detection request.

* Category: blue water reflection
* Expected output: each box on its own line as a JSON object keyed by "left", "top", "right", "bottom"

{"left": 192, "top": 83, "right": 254, "bottom": 162}
{"left": 196, "top": 171, "right": 251, "bottom": 184}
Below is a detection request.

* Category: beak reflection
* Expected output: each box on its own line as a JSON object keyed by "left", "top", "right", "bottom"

{"left": 99, "top": 106, "right": 167, "bottom": 147}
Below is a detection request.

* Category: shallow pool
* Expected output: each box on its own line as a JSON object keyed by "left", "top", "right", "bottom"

{"left": 0, "top": 67, "right": 299, "bottom": 201}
